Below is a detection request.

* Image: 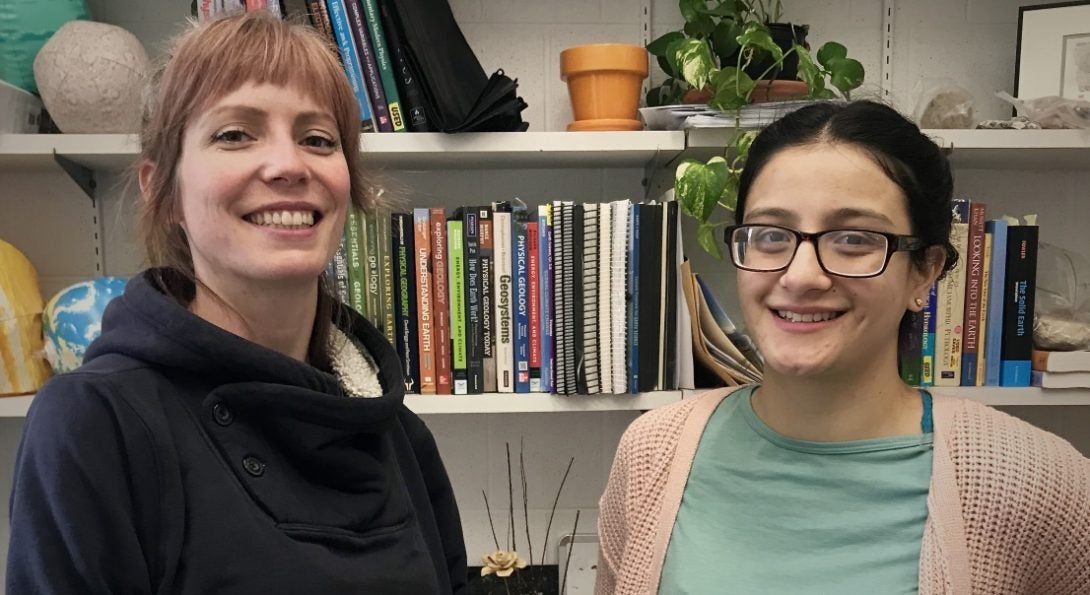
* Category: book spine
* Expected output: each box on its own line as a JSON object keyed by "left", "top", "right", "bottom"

{"left": 1000, "top": 224, "right": 1039, "bottom": 387}
{"left": 447, "top": 219, "right": 467, "bottom": 395}
{"left": 610, "top": 200, "right": 630, "bottom": 393}
{"left": 360, "top": 0, "right": 406, "bottom": 131}
{"left": 305, "top": 0, "right": 336, "bottom": 44}
{"left": 975, "top": 232, "right": 992, "bottom": 386}
{"left": 392, "top": 213, "right": 419, "bottom": 392}
{"left": 345, "top": 207, "right": 366, "bottom": 314}
{"left": 627, "top": 204, "right": 641, "bottom": 393}
{"left": 413, "top": 208, "right": 435, "bottom": 394}
{"left": 324, "top": 0, "right": 374, "bottom": 130}
{"left": 580, "top": 204, "right": 600, "bottom": 395}
{"left": 983, "top": 219, "right": 1009, "bottom": 386}
{"left": 597, "top": 202, "right": 613, "bottom": 394}
{"left": 430, "top": 208, "right": 451, "bottom": 394}
{"left": 376, "top": 0, "right": 432, "bottom": 131}
{"left": 364, "top": 210, "right": 382, "bottom": 329}
{"left": 493, "top": 205, "right": 515, "bottom": 393}
{"left": 478, "top": 208, "right": 496, "bottom": 392}
{"left": 462, "top": 209, "right": 484, "bottom": 394}
{"left": 331, "top": 235, "right": 351, "bottom": 304}
{"left": 662, "top": 201, "right": 679, "bottom": 390}
{"left": 378, "top": 209, "right": 395, "bottom": 344}
{"left": 960, "top": 201, "right": 987, "bottom": 386}
{"left": 900, "top": 308, "right": 924, "bottom": 386}
{"left": 920, "top": 283, "right": 937, "bottom": 386}
{"left": 538, "top": 205, "right": 554, "bottom": 394}
{"left": 513, "top": 208, "right": 531, "bottom": 393}
{"left": 551, "top": 202, "right": 569, "bottom": 394}
{"left": 527, "top": 220, "right": 541, "bottom": 392}
{"left": 934, "top": 201, "right": 969, "bottom": 387}
{"left": 344, "top": 0, "right": 392, "bottom": 131}
{"left": 637, "top": 203, "right": 662, "bottom": 393}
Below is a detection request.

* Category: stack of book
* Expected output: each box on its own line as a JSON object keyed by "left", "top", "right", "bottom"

{"left": 326, "top": 200, "right": 693, "bottom": 396}
{"left": 1031, "top": 349, "right": 1090, "bottom": 389}
{"left": 899, "top": 199, "right": 1040, "bottom": 388}
{"left": 198, "top": 0, "right": 429, "bottom": 132}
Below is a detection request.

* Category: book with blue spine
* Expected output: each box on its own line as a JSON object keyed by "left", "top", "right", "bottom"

{"left": 983, "top": 219, "right": 1008, "bottom": 386}
{"left": 512, "top": 205, "right": 532, "bottom": 393}
{"left": 538, "top": 205, "right": 555, "bottom": 393}
{"left": 324, "top": 0, "right": 374, "bottom": 130}
{"left": 1000, "top": 222, "right": 1038, "bottom": 387}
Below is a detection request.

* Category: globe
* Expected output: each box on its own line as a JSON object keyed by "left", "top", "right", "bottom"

{"left": 42, "top": 276, "right": 127, "bottom": 374}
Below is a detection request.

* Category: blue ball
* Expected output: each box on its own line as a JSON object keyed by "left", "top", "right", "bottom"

{"left": 42, "top": 276, "right": 126, "bottom": 373}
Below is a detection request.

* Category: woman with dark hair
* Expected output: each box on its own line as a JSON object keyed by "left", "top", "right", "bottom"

{"left": 8, "top": 11, "right": 466, "bottom": 594}
{"left": 596, "top": 101, "right": 1090, "bottom": 594}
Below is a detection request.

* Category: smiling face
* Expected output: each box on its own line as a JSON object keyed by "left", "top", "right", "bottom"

{"left": 736, "top": 143, "right": 938, "bottom": 380}
{"left": 170, "top": 82, "right": 350, "bottom": 297}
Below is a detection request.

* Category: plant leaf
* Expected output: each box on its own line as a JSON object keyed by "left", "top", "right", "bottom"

{"left": 705, "top": 2, "right": 736, "bottom": 17}
{"left": 674, "top": 38, "right": 716, "bottom": 91}
{"left": 794, "top": 43, "right": 823, "bottom": 91}
{"left": 827, "top": 57, "right": 865, "bottom": 93}
{"left": 697, "top": 222, "right": 723, "bottom": 260}
{"left": 711, "top": 20, "right": 742, "bottom": 64}
{"left": 815, "top": 41, "right": 847, "bottom": 69}
{"left": 737, "top": 23, "right": 782, "bottom": 64}
{"left": 720, "top": 168, "right": 740, "bottom": 212}
{"left": 679, "top": 0, "right": 704, "bottom": 22}
{"left": 676, "top": 157, "right": 728, "bottom": 223}
{"left": 684, "top": 15, "right": 716, "bottom": 37}
{"left": 734, "top": 130, "right": 757, "bottom": 162}
{"left": 708, "top": 67, "right": 755, "bottom": 111}
{"left": 657, "top": 55, "right": 677, "bottom": 79}
{"left": 648, "top": 31, "right": 686, "bottom": 58}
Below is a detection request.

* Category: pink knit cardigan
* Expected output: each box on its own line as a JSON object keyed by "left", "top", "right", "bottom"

{"left": 596, "top": 387, "right": 1090, "bottom": 594}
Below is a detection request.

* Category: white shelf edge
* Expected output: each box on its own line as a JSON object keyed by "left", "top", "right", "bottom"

{"left": 0, "top": 396, "right": 35, "bottom": 418}
{"left": 932, "top": 387, "right": 1090, "bottom": 407}
{"left": 5, "top": 387, "right": 1087, "bottom": 418}
{"left": 0, "top": 131, "right": 686, "bottom": 172}
{"left": 408, "top": 391, "right": 683, "bottom": 414}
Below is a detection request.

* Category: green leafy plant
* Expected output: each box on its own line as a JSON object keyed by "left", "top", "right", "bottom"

{"left": 648, "top": 1, "right": 865, "bottom": 257}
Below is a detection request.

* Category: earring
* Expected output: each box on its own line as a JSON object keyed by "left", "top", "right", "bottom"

{"left": 914, "top": 297, "right": 924, "bottom": 308}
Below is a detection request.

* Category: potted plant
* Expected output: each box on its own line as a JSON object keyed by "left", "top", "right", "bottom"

{"left": 647, "top": 0, "right": 866, "bottom": 257}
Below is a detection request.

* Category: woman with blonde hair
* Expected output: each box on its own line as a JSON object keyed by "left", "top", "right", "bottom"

{"left": 596, "top": 101, "right": 1090, "bottom": 594}
{"left": 9, "top": 11, "right": 466, "bottom": 593}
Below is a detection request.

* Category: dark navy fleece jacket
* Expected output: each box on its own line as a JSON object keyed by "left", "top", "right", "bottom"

{"left": 8, "top": 270, "right": 467, "bottom": 594}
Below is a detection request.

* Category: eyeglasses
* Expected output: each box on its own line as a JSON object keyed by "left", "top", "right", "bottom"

{"left": 724, "top": 224, "right": 924, "bottom": 278}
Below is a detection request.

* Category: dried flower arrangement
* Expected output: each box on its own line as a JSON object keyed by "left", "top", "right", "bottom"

{"left": 472, "top": 441, "right": 580, "bottom": 595}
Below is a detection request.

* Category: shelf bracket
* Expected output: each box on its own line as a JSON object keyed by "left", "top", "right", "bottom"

{"left": 52, "top": 151, "right": 97, "bottom": 204}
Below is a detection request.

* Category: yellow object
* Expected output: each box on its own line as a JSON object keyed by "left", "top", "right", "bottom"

{"left": 0, "top": 239, "right": 51, "bottom": 396}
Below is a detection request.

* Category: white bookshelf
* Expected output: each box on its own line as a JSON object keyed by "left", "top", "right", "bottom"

{"left": 0, "top": 391, "right": 683, "bottom": 418}
{"left": 5, "top": 388, "right": 1088, "bottom": 418}
{"left": 684, "top": 128, "right": 1090, "bottom": 170}
{"left": 0, "top": 131, "right": 686, "bottom": 172}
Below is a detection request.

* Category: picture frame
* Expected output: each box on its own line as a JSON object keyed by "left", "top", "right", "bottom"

{"left": 1015, "top": 1, "right": 1090, "bottom": 102}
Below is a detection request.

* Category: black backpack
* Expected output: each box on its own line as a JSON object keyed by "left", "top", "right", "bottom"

{"left": 381, "top": 0, "right": 528, "bottom": 132}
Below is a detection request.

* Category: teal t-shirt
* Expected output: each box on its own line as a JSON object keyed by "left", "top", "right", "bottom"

{"left": 660, "top": 386, "right": 934, "bottom": 595}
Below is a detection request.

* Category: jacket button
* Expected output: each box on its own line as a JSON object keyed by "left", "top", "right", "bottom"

{"left": 242, "top": 455, "right": 266, "bottom": 477}
{"left": 212, "top": 403, "right": 234, "bottom": 426}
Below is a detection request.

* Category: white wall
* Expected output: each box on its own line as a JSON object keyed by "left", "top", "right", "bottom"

{"left": 1, "top": 0, "right": 1088, "bottom": 585}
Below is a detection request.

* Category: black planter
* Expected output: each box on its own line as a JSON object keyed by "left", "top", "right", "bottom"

{"left": 743, "top": 22, "right": 809, "bottom": 81}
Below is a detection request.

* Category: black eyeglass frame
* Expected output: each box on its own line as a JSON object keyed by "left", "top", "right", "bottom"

{"left": 723, "top": 223, "right": 926, "bottom": 279}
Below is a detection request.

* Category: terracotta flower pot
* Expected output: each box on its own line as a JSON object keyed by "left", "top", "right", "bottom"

{"left": 749, "top": 80, "right": 809, "bottom": 104}
{"left": 560, "top": 43, "right": 648, "bottom": 130}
